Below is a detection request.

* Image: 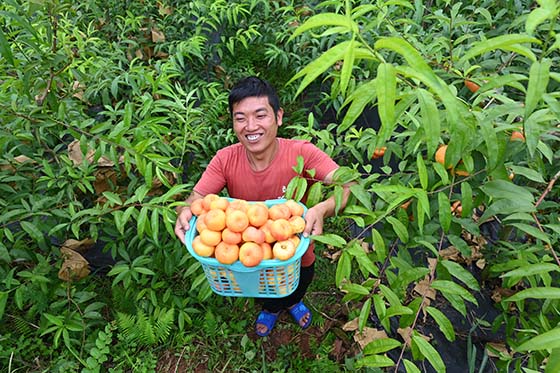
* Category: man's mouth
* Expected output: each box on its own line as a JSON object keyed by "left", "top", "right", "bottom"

{"left": 246, "top": 134, "right": 261, "bottom": 142}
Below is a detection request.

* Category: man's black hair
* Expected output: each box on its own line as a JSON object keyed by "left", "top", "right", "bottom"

{"left": 228, "top": 76, "right": 281, "bottom": 116}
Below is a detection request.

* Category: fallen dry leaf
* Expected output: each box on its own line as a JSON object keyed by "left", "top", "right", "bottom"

{"left": 342, "top": 318, "right": 359, "bottom": 332}
{"left": 0, "top": 155, "right": 34, "bottom": 172}
{"left": 58, "top": 247, "right": 90, "bottom": 282}
{"left": 413, "top": 278, "right": 436, "bottom": 300}
{"left": 486, "top": 342, "right": 511, "bottom": 358}
{"left": 439, "top": 246, "right": 461, "bottom": 262}
{"left": 151, "top": 28, "right": 166, "bottom": 43}
{"left": 397, "top": 327, "right": 413, "bottom": 346}
{"left": 62, "top": 238, "right": 94, "bottom": 254}
{"left": 354, "top": 327, "right": 389, "bottom": 350}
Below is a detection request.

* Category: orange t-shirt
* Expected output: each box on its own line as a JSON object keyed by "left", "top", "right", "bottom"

{"left": 194, "top": 138, "right": 339, "bottom": 267}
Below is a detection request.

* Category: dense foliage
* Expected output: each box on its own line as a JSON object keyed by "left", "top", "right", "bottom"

{"left": 0, "top": 0, "right": 559, "bottom": 372}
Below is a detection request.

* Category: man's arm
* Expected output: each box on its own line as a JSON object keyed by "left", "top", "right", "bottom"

{"left": 302, "top": 169, "right": 353, "bottom": 237}
{"left": 174, "top": 190, "right": 205, "bottom": 244}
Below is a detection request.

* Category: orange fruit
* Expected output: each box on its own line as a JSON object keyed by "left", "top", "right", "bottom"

{"left": 247, "top": 202, "right": 269, "bottom": 227}
{"left": 225, "top": 209, "right": 249, "bottom": 233}
{"left": 209, "top": 197, "right": 229, "bottom": 211}
{"left": 202, "top": 194, "right": 220, "bottom": 211}
{"left": 199, "top": 229, "right": 222, "bottom": 247}
{"left": 435, "top": 145, "right": 449, "bottom": 168}
{"left": 190, "top": 198, "right": 205, "bottom": 216}
{"left": 204, "top": 209, "right": 226, "bottom": 231}
{"left": 510, "top": 130, "right": 525, "bottom": 142}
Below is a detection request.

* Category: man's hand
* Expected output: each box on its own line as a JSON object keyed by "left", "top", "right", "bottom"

{"left": 302, "top": 204, "right": 328, "bottom": 238}
{"left": 174, "top": 205, "right": 193, "bottom": 244}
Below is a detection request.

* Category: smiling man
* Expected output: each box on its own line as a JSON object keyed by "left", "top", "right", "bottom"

{"left": 175, "top": 76, "right": 351, "bottom": 337}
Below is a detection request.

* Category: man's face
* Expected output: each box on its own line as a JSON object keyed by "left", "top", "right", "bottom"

{"left": 232, "top": 96, "right": 283, "bottom": 155}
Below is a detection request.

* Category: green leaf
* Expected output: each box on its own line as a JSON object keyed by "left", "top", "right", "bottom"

{"left": 417, "top": 89, "right": 440, "bottom": 159}
{"left": 431, "top": 280, "right": 477, "bottom": 305}
{"left": 0, "top": 291, "right": 8, "bottom": 322}
{"left": 0, "top": 27, "right": 15, "bottom": 66}
{"left": 335, "top": 252, "right": 352, "bottom": 287}
{"left": 137, "top": 206, "right": 149, "bottom": 238}
{"left": 412, "top": 335, "right": 446, "bottom": 372}
{"left": 306, "top": 182, "right": 323, "bottom": 207}
{"left": 525, "top": 59, "right": 552, "bottom": 156}
{"left": 501, "top": 263, "right": 559, "bottom": 279}
{"left": 386, "top": 216, "right": 409, "bottom": 243}
{"left": 290, "top": 13, "right": 353, "bottom": 40}
{"left": 339, "top": 38, "right": 356, "bottom": 96}
{"left": 350, "top": 183, "right": 372, "bottom": 211}
{"left": 516, "top": 328, "right": 560, "bottom": 352}
{"left": 480, "top": 180, "right": 535, "bottom": 203}
{"left": 371, "top": 229, "right": 387, "bottom": 262}
{"left": 525, "top": 58, "right": 551, "bottom": 118}
{"left": 342, "top": 283, "right": 370, "bottom": 296}
{"left": 478, "top": 198, "right": 536, "bottom": 224}
{"left": 416, "top": 153, "right": 428, "bottom": 190}
{"left": 460, "top": 34, "right": 540, "bottom": 63}
{"left": 545, "top": 348, "right": 560, "bottom": 373}
{"left": 376, "top": 62, "right": 396, "bottom": 147}
{"left": 355, "top": 354, "right": 395, "bottom": 368}
{"left": 102, "top": 192, "right": 123, "bottom": 206}
{"left": 426, "top": 306, "right": 456, "bottom": 342}
{"left": 363, "top": 338, "right": 402, "bottom": 355}
{"left": 403, "top": 359, "right": 421, "bottom": 373}
{"left": 289, "top": 41, "right": 352, "bottom": 98}
{"left": 285, "top": 176, "right": 308, "bottom": 201}
{"left": 20, "top": 221, "right": 46, "bottom": 247}
{"left": 510, "top": 223, "right": 551, "bottom": 245}
{"left": 526, "top": 2, "right": 558, "bottom": 36}
{"left": 440, "top": 260, "right": 480, "bottom": 291}
{"left": 340, "top": 80, "right": 377, "bottom": 132}
{"left": 437, "top": 192, "right": 451, "bottom": 233}
{"left": 508, "top": 165, "right": 546, "bottom": 183}
{"left": 150, "top": 209, "right": 160, "bottom": 245}
{"left": 460, "top": 182, "right": 472, "bottom": 219}
{"left": 504, "top": 287, "right": 560, "bottom": 302}
{"left": 310, "top": 233, "right": 346, "bottom": 248}
{"left": 358, "top": 298, "right": 372, "bottom": 331}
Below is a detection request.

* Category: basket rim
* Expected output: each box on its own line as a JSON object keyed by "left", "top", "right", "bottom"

{"left": 184, "top": 198, "right": 310, "bottom": 273}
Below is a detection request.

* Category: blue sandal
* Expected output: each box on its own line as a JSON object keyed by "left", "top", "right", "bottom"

{"left": 288, "top": 301, "right": 312, "bottom": 329}
{"left": 255, "top": 310, "right": 279, "bottom": 337}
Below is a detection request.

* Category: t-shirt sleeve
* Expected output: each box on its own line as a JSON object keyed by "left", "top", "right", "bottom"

{"left": 300, "top": 141, "right": 339, "bottom": 180}
{"left": 193, "top": 150, "right": 228, "bottom": 196}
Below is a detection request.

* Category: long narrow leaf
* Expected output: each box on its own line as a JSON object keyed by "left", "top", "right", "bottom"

{"left": 340, "top": 79, "right": 377, "bottom": 132}
{"left": 504, "top": 287, "right": 560, "bottom": 302}
{"left": 460, "top": 34, "right": 540, "bottom": 63}
{"left": 440, "top": 260, "right": 480, "bottom": 290}
{"left": 339, "top": 38, "right": 356, "bottom": 96}
{"left": 376, "top": 62, "right": 397, "bottom": 147}
{"left": 412, "top": 335, "right": 446, "bottom": 372}
{"left": 290, "top": 13, "right": 353, "bottom": 39}
{"left": 417, "top": 89, "right": 440, "bottom": 159}
{"left": 426, "top": 306, "right": 456, "bottom": 342}
{"left": 516, "top": 328, "right": 560, "bottom": 352}
{"left": 288, "top": 41, "right": 351, "bottom": 97}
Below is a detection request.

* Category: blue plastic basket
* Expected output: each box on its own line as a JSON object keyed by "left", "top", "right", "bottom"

{"left": 184, "top": 198, "right": 310, "bottom": 298}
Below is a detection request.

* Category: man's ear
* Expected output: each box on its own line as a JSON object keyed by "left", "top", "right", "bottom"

{"left": 276, "top": 108, "right": 284, "bottom": 127}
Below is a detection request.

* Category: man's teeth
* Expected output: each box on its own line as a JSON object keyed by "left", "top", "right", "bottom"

{"left": 247, "top": 134, "right": 260, "bottom": 141}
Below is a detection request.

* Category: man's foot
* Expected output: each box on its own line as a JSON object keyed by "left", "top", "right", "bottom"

{"left": 255, "top": 310, "right": 279, "bottom": 337}
{"left": 288, "top": 300, "right": 312, "bottom": 329}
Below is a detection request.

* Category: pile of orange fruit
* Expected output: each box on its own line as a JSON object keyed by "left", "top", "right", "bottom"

{"left": 189, "top": 195, "right": 306, "bottom": 267}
